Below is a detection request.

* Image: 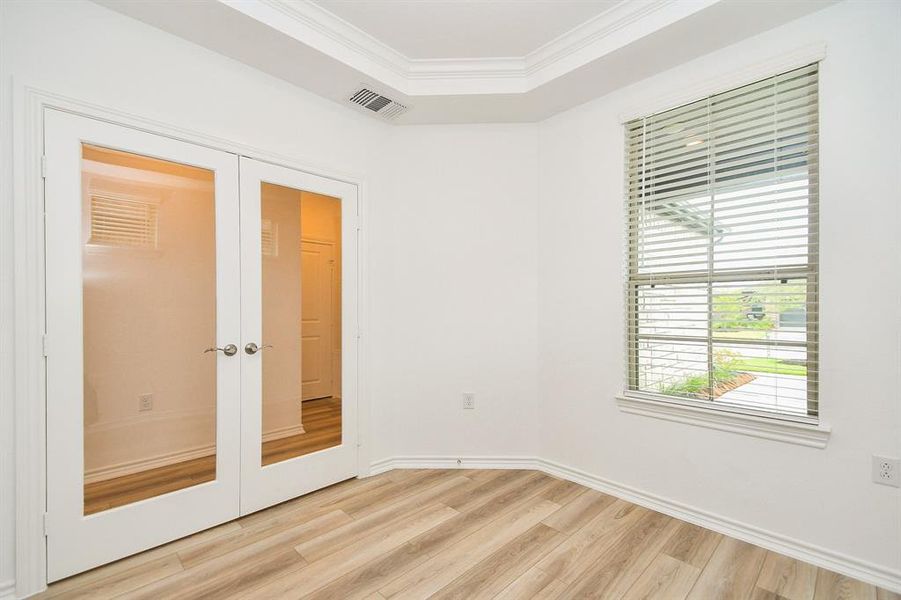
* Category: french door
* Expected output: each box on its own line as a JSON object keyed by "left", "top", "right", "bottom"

{"left": 238, "top": 157, "right": 358, "bottom": 515}
{"left": 44, "top": 110, "right": 358, "bottom": 581}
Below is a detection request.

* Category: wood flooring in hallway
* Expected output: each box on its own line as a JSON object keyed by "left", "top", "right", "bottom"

{"left": 83, "top": 397, "right": 341, "bottom": 515}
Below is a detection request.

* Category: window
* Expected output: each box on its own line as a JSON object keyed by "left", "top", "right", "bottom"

{"left": 624, "top": 64, "right": 819, "bottom": 421}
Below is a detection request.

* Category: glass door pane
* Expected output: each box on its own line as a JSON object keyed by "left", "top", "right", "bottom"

{"left": 260, "top": 183, "right": 342, "bottom": 466}
{"left": 81, "top": 145, "right": 217, "bottom": 514}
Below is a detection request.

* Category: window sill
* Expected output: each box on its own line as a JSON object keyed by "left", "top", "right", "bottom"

{"left": 615, "top": 394, "right": 831, "bottom": 448}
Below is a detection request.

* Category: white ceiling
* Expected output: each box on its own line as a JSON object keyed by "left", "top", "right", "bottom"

{"left": 312, "top": 0, "right": 618, "bottom": 59}
{"left": 95, "top": 0, "right": 837, "bottom": 124}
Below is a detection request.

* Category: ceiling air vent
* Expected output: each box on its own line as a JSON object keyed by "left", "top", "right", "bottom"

{"left": 348, "top": 87, "right": 408, "bottom": 121}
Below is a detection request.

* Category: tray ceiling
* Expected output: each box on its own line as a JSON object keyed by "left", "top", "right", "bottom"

{"left": 95, "top": 0, "right": 836, "bottom": 124}
{"left": 312, "top": 0, "right": 618, "bottom": 60}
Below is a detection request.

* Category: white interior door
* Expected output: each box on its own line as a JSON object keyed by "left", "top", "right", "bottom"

{"left": 44, "top": 110, "right": 242, "bottom": 581}
{"left": 239, "top": 157, "right": 358, "bottom": 515}
{"left": 301, "top": 240, "right": 335, "bottom": 400}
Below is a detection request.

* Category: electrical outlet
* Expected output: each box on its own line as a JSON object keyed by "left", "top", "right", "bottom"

{"left": 462, "top": 393, "right": 475, "bottom": 410}
{"left": 872, "top": 455, "right": 900, "bottom": 487}
{"left": 138, "top": 393, "right": 153, "bottom": 412}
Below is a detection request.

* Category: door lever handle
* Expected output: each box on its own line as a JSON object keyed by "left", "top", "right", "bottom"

{"left": 204, "top": 344, "right": 238, "bottom": 356}
{"left": 244, "top": 342, "right": 273, "bottom": 355}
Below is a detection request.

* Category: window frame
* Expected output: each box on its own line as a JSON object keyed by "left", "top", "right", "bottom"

{"left": 622, "top": 64, "right": 821, "bottom": 426}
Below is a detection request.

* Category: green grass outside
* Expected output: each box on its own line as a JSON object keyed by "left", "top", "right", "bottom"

{"left": 726, "top": 357, "right": 806, "bottom": 376}
{"left": 660, "top": 365, "right": 738, "bottom": 397}
{"left": 658, "top": 356, "right": 806, "bottom": 398}
{"left": 712, "top": 330, "right": 768, "bottom": 341}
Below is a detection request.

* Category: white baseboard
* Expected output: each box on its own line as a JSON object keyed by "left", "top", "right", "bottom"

{"left": 0, "top": 579, "right": 15, "bottom": 600}
{"left": 368, "top": 455, "right": 901, "bottom": 594}
{"left": 84, "top": 424, "right": 307, "bottom": 484}
{"left": 261, "top": 423, "right": 306, "bottom": 443}
{"left": 84, "top": 445, "right": 216, "bottom": 484}
{"left": 369, "top": 455, "right": 537, "bottom": 475}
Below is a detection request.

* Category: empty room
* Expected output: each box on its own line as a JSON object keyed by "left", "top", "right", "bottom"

{"left": 1, "top": 0, "right": 899, "bottom": 598}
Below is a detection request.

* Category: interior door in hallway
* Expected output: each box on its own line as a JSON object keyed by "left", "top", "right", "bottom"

{"left": 301, "top": 240, "right": 335, "bottom": 400}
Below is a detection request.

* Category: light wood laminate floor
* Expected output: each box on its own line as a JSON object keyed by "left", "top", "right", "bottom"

{"left": 84, "top": 397, "right": 341, "bottom": 515}
{"left": 49, "top": 469, "right": 897, "bottom": 599}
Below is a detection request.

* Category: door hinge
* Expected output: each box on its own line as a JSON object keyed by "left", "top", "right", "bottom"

{"left": 43, "top": 513, "right": 50, "bottom": 536}
{"left": 42, "top": 334, "right": 49, "bottom": 357}
{"left": 41, "top": 155, "right": 47, "bottom": 179}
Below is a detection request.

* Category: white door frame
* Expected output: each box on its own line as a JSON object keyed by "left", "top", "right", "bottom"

{"left": 10, "top": 84, "right": 371, "bottom": 598}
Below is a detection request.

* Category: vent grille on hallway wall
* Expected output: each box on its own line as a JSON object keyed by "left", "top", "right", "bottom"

{"left": 348, "top": 87, "right": 409, "bottom": 120}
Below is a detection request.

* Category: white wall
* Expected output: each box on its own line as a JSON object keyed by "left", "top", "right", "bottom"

{"left": 369, "top": 124, "right": 541, "bottom": 460}
{"left": 537, "top": 0, "right": 901, "bottom": 579}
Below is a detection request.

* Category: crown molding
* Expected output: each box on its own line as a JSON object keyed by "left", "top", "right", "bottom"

{"left": 223, "top": 0, "right": 720, "bottom": 96}
{"left": 258, "top": 0, "right": 407, "bottom": 75}
{"left": 526, "top": 0, "right": 673, "bottom": 75}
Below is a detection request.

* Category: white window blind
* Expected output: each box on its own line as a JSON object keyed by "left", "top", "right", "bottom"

{"left": 625, "top": 63, "right": 819, "bottom": 419}
{"left": 89, "top": 194, "right": 159, "bottom": 249}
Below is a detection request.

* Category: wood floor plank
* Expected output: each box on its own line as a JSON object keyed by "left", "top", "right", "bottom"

{"left": 537, "top": 477, "right": 588, "bottom": 506}
{"left": 535, "top": 499, "right": 648, "bottom": 583}
{"left": 241, "top": 503, "right": 459, "bottom": 599}
{"left": 301, "top": 472, "right": 566, "bottom": 600}
{"left": 131, "top": 549, "right": 304, "bottom": 600}
{"left": 555, "top": 510, "right": 680, "bottom": 598}
{"left": 660, "top": 521, "right": 722, "bottom": 569}
{"left": 756, "top": 551, "right": 818, "bottom": 600}
{"left": 235, "top": 473, "right": 389, "bottom": 530}
{"left": 442, "top": 469, "right": 545, "bottom": 512}
{"left": 322, "top": 469, "right": 461, "bottom": 518}
{"left": 379, "top": 497, "right": 561, "bottom": 599}
{"left": 428, "top": 523, "right": 566, "bottom": 600}
{"left": 126, "top": 510, "right": 350, "bottom": 599}
{"left": 622, "top": 554, "right": 702, "bottom": 600}
{"left": 749, "top": 587, "right": 786, "bottom": 599}
{"left": 686, "top": 536, "right": 767, "bottom": 600}
{"left": 296, "top": 475, "right": 473, "bottom": 562}
{"left": 493, "top": 565, "right": 569, "bottom": 600}
{"left": 300, "top": 537, "right": 437, "bottom": 600}
{"left": 35, "top": 554, "right": 183, "bottom": 600}
{"left": 177, "top": 508, "right": 351, "bottom": 568}
{"left": 813, "top": 570, "right": 878, "bottom": 600}
{"left": 541, "top": 488, "right": 616, "bottom": 535}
